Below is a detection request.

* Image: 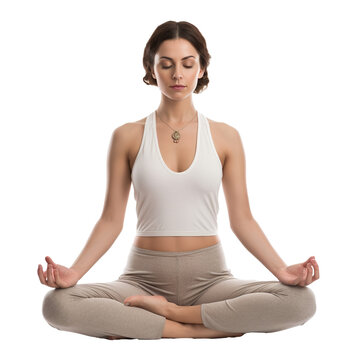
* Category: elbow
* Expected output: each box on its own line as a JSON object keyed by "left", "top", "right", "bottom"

{"left": 98, "top": 217, "right": 123, "bottom": 234}
{"left": 230, "top": 216, "right": 255, "bottom": 233}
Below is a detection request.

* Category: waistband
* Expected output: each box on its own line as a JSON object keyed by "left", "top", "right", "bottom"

{"left": 130, "top": 242, "right": 222, "bottom": 257}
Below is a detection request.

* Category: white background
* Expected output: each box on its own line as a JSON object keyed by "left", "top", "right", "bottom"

{"left": 1, "top": 0, "right": 359, "bottom": 359}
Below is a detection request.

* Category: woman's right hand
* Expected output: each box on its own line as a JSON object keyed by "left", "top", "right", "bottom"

{"left": 37, "top": 256, "right": 80, "bottom": 288}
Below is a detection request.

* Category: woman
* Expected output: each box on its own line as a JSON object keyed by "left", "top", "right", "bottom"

{"left": 38, "top": 21, "right": 319, "bottom": 340}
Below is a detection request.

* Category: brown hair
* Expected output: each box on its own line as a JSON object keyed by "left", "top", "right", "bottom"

{"left": 142, "top": 21, "right": 211, "bottom": 94}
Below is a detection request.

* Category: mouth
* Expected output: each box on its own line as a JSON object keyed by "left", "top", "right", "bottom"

{"left": 170, "top": 85, "right": 186, "bottom": 89}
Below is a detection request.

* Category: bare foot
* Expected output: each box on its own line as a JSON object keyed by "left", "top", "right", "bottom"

{"left": 123, "top": 294, "right": 170, "bottom": 317}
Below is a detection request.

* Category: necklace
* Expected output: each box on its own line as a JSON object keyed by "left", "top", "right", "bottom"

{"left": 155, "top": 110, "right": 198, "bottom": 143}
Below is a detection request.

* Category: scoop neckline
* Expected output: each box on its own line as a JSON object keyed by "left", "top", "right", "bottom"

{"left": 153, "top": 110, "right": 201, "bottom": 175}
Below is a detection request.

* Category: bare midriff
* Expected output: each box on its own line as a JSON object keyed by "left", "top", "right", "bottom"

{"left": 133, "top": 235, "right": 220, "bottom": 252}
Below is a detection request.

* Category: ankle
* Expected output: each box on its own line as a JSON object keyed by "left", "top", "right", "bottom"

{"left": 161, "top": 319, "right": 193, "bottom": 338}
{"left": 166, "top": 302, "right": 178, "bottom": 320}
{"left": 188, "top": 324, "right": 245, "bottom": 339}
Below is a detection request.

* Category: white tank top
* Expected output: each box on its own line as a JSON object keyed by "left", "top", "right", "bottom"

{"left": 131, "top": 110, "right": 223, "bottom": 236}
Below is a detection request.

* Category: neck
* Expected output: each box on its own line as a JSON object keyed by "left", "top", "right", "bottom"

{"left": 156, "top": 97, "right": 197, "bottom": 126}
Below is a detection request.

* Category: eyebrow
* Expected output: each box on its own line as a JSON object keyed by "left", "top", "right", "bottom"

{"left": 159, "top": 56, "right": 196, "bottom": 61}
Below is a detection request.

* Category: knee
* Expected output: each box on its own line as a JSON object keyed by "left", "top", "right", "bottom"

{"left": 284, "top": 285, "right": 317, "bottom": 325}
{"left": 299, "top": 286, "right": 317, "bottom": 323}
{"left": 42, "top": 288, "right": 73, "bottom": 329}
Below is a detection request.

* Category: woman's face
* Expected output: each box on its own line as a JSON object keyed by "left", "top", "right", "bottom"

{"left": 152, "top": 38, "right": 205, "bottom": 99}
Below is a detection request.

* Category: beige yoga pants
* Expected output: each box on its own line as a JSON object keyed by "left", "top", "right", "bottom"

{"left": 42, "top": 242, "right": 316, "bottom": 340}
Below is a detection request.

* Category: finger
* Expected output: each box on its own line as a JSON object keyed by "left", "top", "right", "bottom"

{"left": 47, "top": 264, "right": 56, "bottom": 287}
{"left": 45, "top": 256, "right": 57, "bottom": 267}
{"left": 300, "top": 267, "right": 309, "bottom": 286}
{"left": 53, "top": 268, "right": 62, "bottom": 288}
{"left": 38, "top": 264, "right": 46, "bottom": 285}
{"left": 49, "top": 264, "right": 57, "bottom": 286}
{"left": 46, "top": 264, "right": 52, "bottom": 285}
{"left": 302, "top": 256, "right": 313, "bottom": 266}
{"left": 312, "top": 258, "right": 320, "bottom": 280}
{"left": 298, "top": 276, "right": 305, "bottom": 287}
{"left": 302, "top": 266, "right": 307, "bottom": 281}
{"left": 305, "top": 263, "right": 313, "bottom": 285}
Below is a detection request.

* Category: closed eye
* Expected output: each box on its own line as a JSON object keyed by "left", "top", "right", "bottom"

{"left": 161, "top": 65, "right": 193, "bottom": 69}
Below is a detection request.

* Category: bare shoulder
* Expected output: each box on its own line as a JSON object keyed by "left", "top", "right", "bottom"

{"left": 206, "top": 117, "right": 243, "bottom": 159}
{"left": 210, "top": 118, "right": 241, "bottom": 138}
{"left": 113, "top": 116, "right": 146, "bottom": 135}
{"left": 112, "top": 116, "right": 146, "bottom": 144}
{"left": 112, "top": 116, "right": 147, "bottom": 168}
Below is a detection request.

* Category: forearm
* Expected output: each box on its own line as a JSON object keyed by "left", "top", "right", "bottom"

{"left": 231, "top": 218, "right": 287, "bottom": 277}
{"left": 70, "top": 218, "right": 122, "bottom": 280}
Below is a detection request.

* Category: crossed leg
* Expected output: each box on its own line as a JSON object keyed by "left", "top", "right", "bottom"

{"left": 42, "top": 279, "right": 243, "bottom": 340}
{"left": 42, "top": 280, "right": 166, "bottom": 340}
{"left": 43, "top": 277, "right": 315, "bottom": 340}
{"left": 107, "top": 293, "right": 244, "bottom": 339}
{"left": 121, "top": 277, "right": 316, "bottom": 338}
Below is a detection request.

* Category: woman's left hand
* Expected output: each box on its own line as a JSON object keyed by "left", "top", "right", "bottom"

{"left": 276, "top": 256, "right": 320, "bottom": 287}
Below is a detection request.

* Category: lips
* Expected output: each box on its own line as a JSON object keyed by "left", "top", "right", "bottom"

{"left": 171, "top": 85, "right": 185, "bottom": 88}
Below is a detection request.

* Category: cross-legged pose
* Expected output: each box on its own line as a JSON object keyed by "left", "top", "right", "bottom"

{"left": 38, "top": 20, "right": 319, "bottom": 340}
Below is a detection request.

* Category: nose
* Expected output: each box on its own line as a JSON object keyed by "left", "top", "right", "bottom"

{"left": 172, "top": 67, "right": 183, "bottom": 80}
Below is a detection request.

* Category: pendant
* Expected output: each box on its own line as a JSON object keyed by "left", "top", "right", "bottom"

{"left": 171, "top": 130, "right": 180, "bottom": 143}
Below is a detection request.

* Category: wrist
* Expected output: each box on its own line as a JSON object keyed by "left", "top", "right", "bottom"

{"left": 70, "top": 266, "right": 83, "bottom": 281}
{"left": 274, "top": 265, "right": 287, "bottom": 278}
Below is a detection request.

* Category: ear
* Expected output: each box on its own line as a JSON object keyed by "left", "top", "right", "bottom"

{"left": 198, "top": 67, "right": 205, "bottom": 79}
{"left": 151, "top": 67, "right": 156, "bottom": 80}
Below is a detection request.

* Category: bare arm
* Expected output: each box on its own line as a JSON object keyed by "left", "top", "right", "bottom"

{"left": 70, "top": 219, "right": 123, "bottom": 280}
{"left": 38, "top": 125, "right": 133, "bottom": 288}
{"left": 70, "top": 125, "right": 132, "bottom": 280}
{"left": 230, "top": 219, "right": 287, "bottom": 278}
{"left": 222, "top": 125, "right": 287, "bottom": 278}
